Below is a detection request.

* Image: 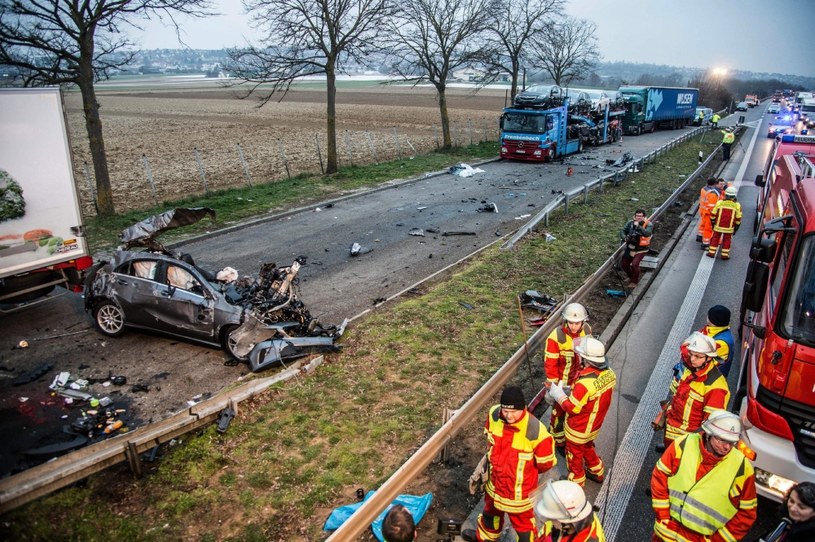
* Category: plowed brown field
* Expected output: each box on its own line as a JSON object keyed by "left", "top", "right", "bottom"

{"left": 63, "top": 85, "right": 509, "bottom": 215}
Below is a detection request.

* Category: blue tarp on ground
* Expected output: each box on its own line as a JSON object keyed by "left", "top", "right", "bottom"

{"left": 323, "top": 491, "right": 433, "bottom": 541}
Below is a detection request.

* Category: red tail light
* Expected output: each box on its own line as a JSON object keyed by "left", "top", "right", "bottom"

{"left": 746, "top": 394, "right": 794, "bottom": 440}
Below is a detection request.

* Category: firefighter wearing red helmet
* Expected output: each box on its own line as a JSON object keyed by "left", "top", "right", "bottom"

{"left": 543, "top": 302, "right": 591, "bottom": 451}
{"left": 651, "top": 410, "right": 757, "bottom": 542}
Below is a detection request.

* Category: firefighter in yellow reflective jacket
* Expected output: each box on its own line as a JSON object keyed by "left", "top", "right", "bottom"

{"left": 464, "top": 386, "right": 557, "bottom": 542}
{"left": 651, "top": 410, "right": 757, "bottom": 542}
{"left": 721, "top": 128, "right": 735, "bottom": 161}
{"left": 548, "top": 337, "right": 616, "bottom": 487}
{"left": 707, "top": 186, "right": 742, "bottom": 260}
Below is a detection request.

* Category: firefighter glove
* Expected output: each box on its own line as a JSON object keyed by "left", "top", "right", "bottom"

{"left": 548, "top": 382, "right": 568, "bottom": 405}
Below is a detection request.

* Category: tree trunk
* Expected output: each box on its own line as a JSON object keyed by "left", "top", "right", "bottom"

{"left": 77, "top": 49, "right": 114, "bottom": 215}
{"left": 437, "top": 85, "right": 451, "bottom": 149}
{"left": 325, "top": 63, "right": 338, "bottom": 174}
{"left": 510, "top": 59, "right": 520, "bottom": 102}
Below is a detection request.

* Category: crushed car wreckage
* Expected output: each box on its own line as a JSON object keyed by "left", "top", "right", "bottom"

{"left": 84, "top": 208, "right": 346, "bottom": 372}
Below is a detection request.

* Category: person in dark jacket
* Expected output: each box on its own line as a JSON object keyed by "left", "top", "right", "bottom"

{"left": 763, "top": 481, "right": 815, "bottom": 542}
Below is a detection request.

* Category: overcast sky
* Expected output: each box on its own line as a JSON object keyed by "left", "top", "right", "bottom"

{"left": 129, "top": 0, "right": 815, "bottom": 79}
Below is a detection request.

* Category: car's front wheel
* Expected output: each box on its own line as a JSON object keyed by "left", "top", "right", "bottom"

{"left": 93, "top": 301, "right": 125, "bottom": 337}
{"left": 222, "top": 324, "right": 250, "bottom": 362}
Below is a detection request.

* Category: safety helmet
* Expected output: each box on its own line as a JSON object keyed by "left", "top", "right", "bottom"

{"left": 683, "top": 331, "right": 717, "bottom": 356}
{"left": 725, "top": 186, "right": 737, "bottom": 197}
{"left": 702, "top": 410, "right": 743, "bottom": 443}
{"left": 562, "top": 303, "right": 588, "bottom": 323}
{"left": 535, "top": 480, "right": 593, "bottom": 524}
{"left": 573, "top": 336, "right": 607, "bottom": 368}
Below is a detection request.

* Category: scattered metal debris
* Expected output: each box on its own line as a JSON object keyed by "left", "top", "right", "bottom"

{"left": 448, "top": 163, "right": 485, "bottom": 177}
{"left": 477, "top": 202, "right": 498, "bottom": 213}
{"left": 441, "top": 231, "right": 477, "bottom": 236}
{"left": 408, "top": 228, "right": 425, "bottom": 237}
{"left": 350, "top": 242, "right": 373, "bottom": 256}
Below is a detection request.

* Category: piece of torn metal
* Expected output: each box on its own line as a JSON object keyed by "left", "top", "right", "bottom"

{"left": 519, "top": 290, "right": 558, "bottom": 314}
{"left": 477, "top": 202, "right": 498, "bottom": 213}
{"left": 441, "top": 231, "right": 477, "bottom": 236}
{"left": 408, "top": 228, "right": 425, "bottom": 237}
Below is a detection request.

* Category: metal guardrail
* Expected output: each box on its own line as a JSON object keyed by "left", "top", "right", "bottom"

{"left": 326, "top": 125, "right": 717, "bottom": 541}
{"left": 0, "top": 356, "right": 325, "bottom": 513}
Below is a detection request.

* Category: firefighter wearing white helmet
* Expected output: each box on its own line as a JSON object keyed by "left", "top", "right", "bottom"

{"left": 544, "top": 302, "right": 591, "bottom": 451}
{"left": 707, "top": 183, "right": 742, "bottom": 260}
{"left": 661, "top": 331, "right": 730, "bottom": 446}
{"left": 548, "top": 336, "right": 616, "bottom": 486}
{"left": 652, "top": 410, "right": 757, "bottom": 542}
{"left": 534, "top": 480, "right": 606, "bottom": 541}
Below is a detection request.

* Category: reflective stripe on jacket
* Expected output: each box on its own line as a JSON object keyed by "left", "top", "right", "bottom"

{"left": 545, "top": 324, "right": 592, "bottom": 385}
{"left": 485, "top": 406, "right": 556, "bottom": 513}
{"left": 666, "top": 362, "right": 729, "bottom": 441}
{"left": 562, "top": 366, "right": 616, "bottom": 443}
{"left": 667, "top": 434, "right": 746, "bottom": 535}
{"left": 711, "top": 199, "right": 742, "bottom": 233}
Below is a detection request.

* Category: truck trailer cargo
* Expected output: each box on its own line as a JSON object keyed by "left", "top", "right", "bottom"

{"left": 618, "top": 86, "right": 698, "bottom": 135}
{"left": 0, "top": 88, "right": 92, "bottom": 306}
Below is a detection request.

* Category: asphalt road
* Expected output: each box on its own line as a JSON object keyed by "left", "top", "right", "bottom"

{"left": 178, "top": 127, "right": 698, "bottom": 326}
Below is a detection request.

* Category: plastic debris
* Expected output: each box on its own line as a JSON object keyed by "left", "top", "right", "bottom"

{"left": 448, "top": 163, "right": 485, "bottom": 177}
{"left": 544, "top": 233, "right": 556, "bottom": 242}
{"left": 49, "top": 371, "right": 70, "bottom": 391}
{"left": 477, "top": 202, "right": 498, "bottom": 213}
{"left": 408, "top": 228, "right": 425, "bottom": 237}
{"left": 350, "top": 242, "right": 373, "bottom": 256}
{"left": 216, "top": 266, "right": 239, "bottom": 282}
{"left": 17, "top": 340, "right": 29, "bottom": 349}
{"left": 515, "top": 214, "right": 532, "bottom": 220}
{"left": 606, "top": 289, "right": 627, "bottom": 298}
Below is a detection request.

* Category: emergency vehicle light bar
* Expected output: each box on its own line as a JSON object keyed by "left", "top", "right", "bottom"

{"left": 780, "top": 134, "right": 815, "bottom": 143}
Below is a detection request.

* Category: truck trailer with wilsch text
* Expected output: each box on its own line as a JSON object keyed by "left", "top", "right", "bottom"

{"left": 0, "top": 88, "right": 92, "bottom": 307}
{"left": 619, "top": 86, "right": 699, "bottom": 135}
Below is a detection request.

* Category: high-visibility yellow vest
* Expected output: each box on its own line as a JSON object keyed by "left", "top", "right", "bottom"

{"left": 667, "top": 434, "right": 748, "bottom": 535}
{"left": 722, "top": 132, "right": 735, "bottom": 144}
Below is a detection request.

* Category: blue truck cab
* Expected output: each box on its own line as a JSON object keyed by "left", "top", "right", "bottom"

{"left": 619, "top": 86, "right": 698, "bottom": 135}
{"left": 499, "top": 98, "right": 583, "bottom": 161}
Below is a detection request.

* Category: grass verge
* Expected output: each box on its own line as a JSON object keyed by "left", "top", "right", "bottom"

{"left": 1, "top": 135, "right": 721, "bottom": 541}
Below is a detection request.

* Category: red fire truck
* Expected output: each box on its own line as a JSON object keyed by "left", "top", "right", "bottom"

{"left": 738, "top": 133, "right": 815, "bottom": 501}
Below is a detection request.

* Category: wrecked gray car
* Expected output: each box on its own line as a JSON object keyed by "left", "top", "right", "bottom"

{"left": 84, "top": 208, "right": 345, "bottom": 372}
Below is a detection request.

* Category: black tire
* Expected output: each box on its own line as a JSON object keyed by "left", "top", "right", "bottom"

{"left": 0, "top": 271, "right": 57, "bottom": 304}
{"left": 222, "top": 324, "right": 249, "bottom": 362}
{"left": 93, "top": 300, "right": 126, "bottom": 337}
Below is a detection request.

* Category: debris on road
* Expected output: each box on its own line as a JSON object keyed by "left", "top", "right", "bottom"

{"left": 408, "top": 228, "right": 425, "bottom": 237}
{"left": 350, "top": 242, "right": 373, "bottom": 256}
{"left": 448, "top": 163, "right": 485, "bottom": 177}
{"left": 477, "top": 202, "right": 498, "bottom": 213}
{"left": 441, "top": 231, "right": 476, "bottom": 236}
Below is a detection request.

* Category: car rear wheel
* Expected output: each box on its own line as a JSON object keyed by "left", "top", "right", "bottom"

{"left": 93, "top": 301, "right": 125, "bottom": 337}
{"left": 222, "top": 324, "right": 249, "bottom": 362}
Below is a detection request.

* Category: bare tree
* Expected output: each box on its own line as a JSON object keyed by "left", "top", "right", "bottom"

{"left": 386, "top": 0, "right": 490, "bottom": 149}
{"left": 226, "top": 0, "right": 391, "bottom": 175}
{"left": 529, "top": 16, "right": 599, "bottom": 87}
{"left": 484, "top": 0, "right": 563, "bottom": 101}
{"left": 0, "top": 0, "right": 212, "bottom": 216}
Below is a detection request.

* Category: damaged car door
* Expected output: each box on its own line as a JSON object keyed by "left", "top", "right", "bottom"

{"left": 151, "top": 262, "right": 216, "bottom": 340}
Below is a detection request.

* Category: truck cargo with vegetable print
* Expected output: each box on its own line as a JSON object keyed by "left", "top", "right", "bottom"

{"left": 0, "top": 88, "right": 92, "bottom": 305}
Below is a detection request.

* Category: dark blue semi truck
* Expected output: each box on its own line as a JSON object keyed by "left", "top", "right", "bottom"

{"left": 619, "top": 86, "right": 699, "bottom": 135}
